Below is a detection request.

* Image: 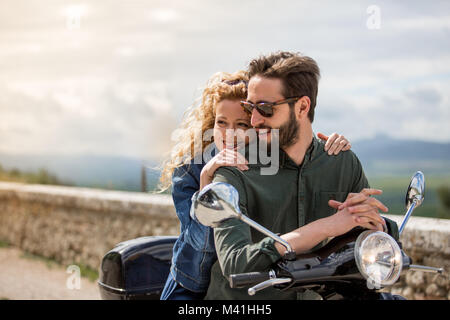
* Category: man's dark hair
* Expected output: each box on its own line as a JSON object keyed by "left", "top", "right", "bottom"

{"left": 248, "top": 51, "right": 321, "bottom": 122}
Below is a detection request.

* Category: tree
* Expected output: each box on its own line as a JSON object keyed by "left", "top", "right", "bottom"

{"left": 436, "top": 185, "right": 450, "bottom": 219}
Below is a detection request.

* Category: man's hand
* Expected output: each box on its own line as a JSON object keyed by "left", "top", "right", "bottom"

{"left": 276, "top": 189, "right": 389, "bottom": 256}
{"left": 325, "top": 188, "right": 388, "bottom": 237}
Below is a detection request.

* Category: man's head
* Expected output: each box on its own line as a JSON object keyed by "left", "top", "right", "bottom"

{"left": 247, "top": 51, "right": 320, "bottom": 122}
{"left": 244, "top": 51, "right": 320, "bottom": 148}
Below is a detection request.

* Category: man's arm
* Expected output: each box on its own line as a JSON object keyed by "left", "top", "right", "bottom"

{"left": 274, "top": 154, "right": 389, "bottom": 256}
{"left": 211, "top": 168, "right": 282, "bottom": 277}
{"left": 274, "top": 188, "right": 389, "bottom": 256}
{"left": 213, "top": 218, "right": 282, "bottom": 277}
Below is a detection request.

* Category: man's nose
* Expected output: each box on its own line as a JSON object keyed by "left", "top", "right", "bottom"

{"left": 251, "top": 108, "right": 264, "bottom": 127}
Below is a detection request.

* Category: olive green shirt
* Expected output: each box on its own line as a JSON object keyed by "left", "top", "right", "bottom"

{"left": 205, "top": 137, "right": 370, "bottom": 300}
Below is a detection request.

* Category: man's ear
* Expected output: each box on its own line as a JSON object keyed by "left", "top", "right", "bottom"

{"left": 295, "top": 96, "right": 311, "bottom": 120}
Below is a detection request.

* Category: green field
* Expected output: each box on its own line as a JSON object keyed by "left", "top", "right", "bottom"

{"left": 367, "top": 174, "right": 450, "bottom": 219}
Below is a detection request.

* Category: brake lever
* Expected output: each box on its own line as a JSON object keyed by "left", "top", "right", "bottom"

{"left": 248, "top": 277, "right": 292, "bottom": 296}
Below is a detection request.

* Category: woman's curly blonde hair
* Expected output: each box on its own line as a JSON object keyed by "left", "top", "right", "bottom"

{"left": 158, "top": 70, "right": 249, "bottom": 192}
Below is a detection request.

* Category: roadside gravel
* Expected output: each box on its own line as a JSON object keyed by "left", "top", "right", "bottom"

{"left": 0, "top": 247, "right": 100, "bottom": 300}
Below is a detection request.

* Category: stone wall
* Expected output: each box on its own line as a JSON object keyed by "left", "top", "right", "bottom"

{"left": 382, "top": 215, "right": 450, "bottom": 300}
{"left": 0, "top": 182, "right": 179, "bottom": 271}
{"left": 0, "top": 182, "right": 448, "bottom": 299}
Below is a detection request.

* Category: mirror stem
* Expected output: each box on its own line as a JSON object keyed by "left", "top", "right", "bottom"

{"left": 399, "top": 201, "right": 417, "bottom": 235}
{"left": 240, "top": 214, "right": 296, "bottom": 259}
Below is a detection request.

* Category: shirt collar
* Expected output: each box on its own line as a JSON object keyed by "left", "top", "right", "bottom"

{"left": 280, "top": 134, "right": 320, "bottom": 169}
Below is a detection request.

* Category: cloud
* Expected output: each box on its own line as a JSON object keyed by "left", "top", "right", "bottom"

{"left": 314, "top": 81, "right": 450, "bottom": 143}
{"left": 0, "top": 0, "right": 449, "bottom": 162}
{"left": 387, "top": 14, "right": 450, "bottom": 31}
{"left": 0, "top": 79, "right": 177, "bottom": 159}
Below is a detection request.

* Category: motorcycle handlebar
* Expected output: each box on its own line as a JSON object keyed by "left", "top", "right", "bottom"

{"left": 228, "top": 271, "right": 272, "bottom": 288}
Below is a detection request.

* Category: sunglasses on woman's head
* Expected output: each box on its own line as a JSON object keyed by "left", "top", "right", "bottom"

{"left": 240, "top": 97, "right": 302, "bottom": 118}
{"left": 222, "top": 79, "right": 248, "bottom": 87}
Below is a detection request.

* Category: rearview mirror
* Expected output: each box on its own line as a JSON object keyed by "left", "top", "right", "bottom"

{"left": 193, "top": 182, "right": 242, "bottom": 228}
{"left": 405, "top": 171, "right": 425, "bottom": 210}
{"left": 399, "top": 171, "right": 425, "bottom": 235}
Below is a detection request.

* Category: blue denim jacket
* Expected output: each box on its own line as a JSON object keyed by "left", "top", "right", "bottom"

{"left": 169, "top": 159, "right": 217, "bottom": 292}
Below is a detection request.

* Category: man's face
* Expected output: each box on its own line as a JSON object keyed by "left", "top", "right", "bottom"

{"left": 247, "top": 75, "right": 299, "bottom": 148}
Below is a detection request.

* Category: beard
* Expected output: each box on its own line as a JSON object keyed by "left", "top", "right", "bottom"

{"left": 255, "top": 106, "right": 300, "bottom": 150}
{"left": 276, "top": 106, "right": 300, "bottom": 149}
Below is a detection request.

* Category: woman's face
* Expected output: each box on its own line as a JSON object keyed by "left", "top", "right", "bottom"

{"left": 214, "top": 99, "right": 251, "bottom": 151}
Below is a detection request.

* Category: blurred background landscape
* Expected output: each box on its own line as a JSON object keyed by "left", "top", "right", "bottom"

{"left": 1, "top": 0, "right": 449, "bottom": 218}
{"left": 1, "top": 135, "right": 449, "bottom": 219}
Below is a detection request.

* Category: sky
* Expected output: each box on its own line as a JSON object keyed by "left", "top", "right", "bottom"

{"left": 0, "top": 0, "right": 449, "bottom": 161}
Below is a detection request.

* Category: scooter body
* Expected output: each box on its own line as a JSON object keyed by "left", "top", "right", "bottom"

{"left": 98, "top": 171, "right": 442, "bottom": 300}
{"left": 98, "top": 236, "right": 176, "bottom": 300}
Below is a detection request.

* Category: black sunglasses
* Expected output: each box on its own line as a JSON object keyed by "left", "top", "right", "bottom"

{"left": 240, "top": 97, "right": 302, "bottom": 117}
{"left": 222, "top": 79, "right": 248, "bottom": 87}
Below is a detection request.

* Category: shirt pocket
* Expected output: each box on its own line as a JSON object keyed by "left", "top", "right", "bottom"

{"left": 312, "top": 191, "right": 348, "bottom": 220}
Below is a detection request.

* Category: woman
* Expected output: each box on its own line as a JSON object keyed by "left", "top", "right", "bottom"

{"left": 158, "top": 70, "right": 351, "bottom": 300}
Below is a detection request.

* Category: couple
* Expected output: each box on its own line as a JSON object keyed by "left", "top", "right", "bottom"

{"left": 159, "top": 51, "right": 397, "bottom": 300}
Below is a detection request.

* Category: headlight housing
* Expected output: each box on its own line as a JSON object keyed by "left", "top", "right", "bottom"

{"left": 354, "top": 230, "right": 403, "bottom": 287}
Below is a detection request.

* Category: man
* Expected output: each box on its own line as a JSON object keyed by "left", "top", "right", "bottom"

{"left": 203, "top": 51, "right": 398, "bottom": 300}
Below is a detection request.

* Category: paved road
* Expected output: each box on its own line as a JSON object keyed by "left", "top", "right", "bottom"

{"left": 0, "top": 247, "right": 100, "bottom": 300}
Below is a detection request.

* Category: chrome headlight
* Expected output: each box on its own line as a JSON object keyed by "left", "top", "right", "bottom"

{"left": 354, "top": 230, "right": 403, "bottom": 287}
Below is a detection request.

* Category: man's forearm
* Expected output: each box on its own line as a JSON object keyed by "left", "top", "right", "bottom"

{"left": 214, "top": 219, "right": 282, "bottom": 277}
{"left": 275, "top": 217, "right": 331, "bottom": 256}
{"left": 276, "top": 193, "right": 394, "bottom": 256}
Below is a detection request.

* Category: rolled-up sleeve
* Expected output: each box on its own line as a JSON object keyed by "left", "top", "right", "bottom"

{"left": 212, "top": 168, "right": 282, "bottom": 278}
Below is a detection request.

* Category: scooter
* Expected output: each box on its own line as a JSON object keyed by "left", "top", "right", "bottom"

{"left": 97, "top": 171, "right": 443, "bottom": 300}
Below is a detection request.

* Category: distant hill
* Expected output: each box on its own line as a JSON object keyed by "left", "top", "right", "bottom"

{"left": 0, "top": 153, "right": 162, "bottom": 192}
{"left": 351, "top": 134, "right": 450, "bottom": 177}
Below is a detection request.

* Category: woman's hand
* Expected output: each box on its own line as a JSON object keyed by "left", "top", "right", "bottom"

{"left": 199, "top": 148, "right": 249, "bottom": 190}
{"left": 317, "top": 132, "right": 351, "bottom": 155}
